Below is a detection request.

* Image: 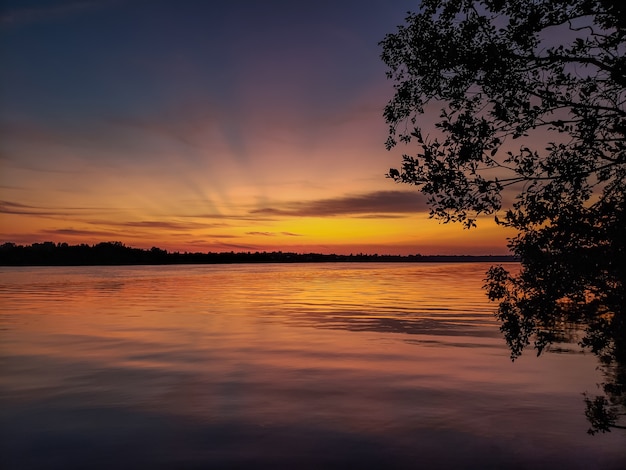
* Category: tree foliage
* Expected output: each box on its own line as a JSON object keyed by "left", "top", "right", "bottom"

{"left": 381, "top": 0, "right": 625, "bottom": 433}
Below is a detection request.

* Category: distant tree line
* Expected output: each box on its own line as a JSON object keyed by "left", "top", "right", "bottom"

{"left": 0, "top": 241, "right": 516, "bottom": 266}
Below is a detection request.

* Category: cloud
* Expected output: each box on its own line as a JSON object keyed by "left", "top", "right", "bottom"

{"left": 246, "top": 231, "right": 276, "bottom": 237}
{"left": 84, "top": 220, "right": 242, "bottom": 239}
{"left": 0, "top": 200, "right": 121, "bottom": 217}
{"left": 0, "top": 201, "right": 38, "bottom": 215}
{"left": 210, "top": 242, "right": 259, "bottom": 251}
{"left": 39, "top": 228, "right": 123, "bottom": 238}
{"left": 178, "top": 239, "right": 255, "bottom": 249}
{"left": 350, "top": 214, "right": 409, "bottom": 219}
{"left": 0, "top": 199, "right": 276, "bottom": 228}
{"left": 89, "top": 219, "right": 222, "bottom": 231}
{"left": 245, "top": 231, "right": 303, "bottom": 237}
{"left": 178, "top": 212, "right": 279, "bottom": 223}
{"left": 249, "top": 190, "right": 428, "bottom": 218}
{"left": 39, "top": 226, "right": 241, "bottom": 241}
{"left": 0, "top": 200, "right": 74, "bottom": 217}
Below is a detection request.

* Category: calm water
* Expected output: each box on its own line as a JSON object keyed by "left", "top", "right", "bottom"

{"left": 1, "top": 263, "right": 624, "bottom": 469}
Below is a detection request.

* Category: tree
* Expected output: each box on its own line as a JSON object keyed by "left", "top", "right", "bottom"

{"left": 381, "top": 0, "right": 625, "bottom": 433}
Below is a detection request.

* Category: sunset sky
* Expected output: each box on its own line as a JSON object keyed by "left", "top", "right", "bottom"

{"left": 0, "top": 0, "right": 514, "bottom": 255}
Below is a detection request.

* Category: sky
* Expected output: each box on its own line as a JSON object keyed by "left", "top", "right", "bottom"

{"left": 0, "top": 0, "right": 514, "bottom": 255}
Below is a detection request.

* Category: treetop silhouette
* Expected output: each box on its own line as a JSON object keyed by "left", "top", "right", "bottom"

{"left": 381, "top": 0, "right": 625, "bottom": 433}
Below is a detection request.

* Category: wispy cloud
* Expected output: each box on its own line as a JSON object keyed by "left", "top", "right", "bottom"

{"left": 39, "top": 226, "right": 241, "bottom": 241}
{"left": 0, "top": 201, "right": 38, "bottom": 215}
{"left": 245, "top": 231, "right": 303, "bottom": 237}
{"left": 0, "top": 200, "right": 79, "bottom": 217}
{"left": 249, "top": 190, "right": 428, "bottom": 218}
{"left": 0, "top": 200, "right": 122, "bottom": 217}
{"left": 39, "top": 228, "right": 124, "bottom": 238}
{"left": 0, "top": 199, "right": 274, "bottom": 230}
{"left": 178, "top": 212, "right": 280, "bottom": 223}
{"left": 89, "top": 219, "right": 223, "bottom": 231}
{"left": 210, "top": 242, "right": 259, "bottom": 251}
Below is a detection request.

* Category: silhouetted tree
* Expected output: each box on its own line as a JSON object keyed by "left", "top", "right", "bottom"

{"left": 381, "top": 0, "right": 625, "bottom": 433}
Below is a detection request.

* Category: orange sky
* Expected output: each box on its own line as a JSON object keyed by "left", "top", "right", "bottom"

{"left": 0, "top": 0, "right": 515, "bottom": 255}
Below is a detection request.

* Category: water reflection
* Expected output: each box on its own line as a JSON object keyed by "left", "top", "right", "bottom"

{"left": 1, "top": 264, "right": 624, "bottom": 469}
{"left": 487, "top": 259, "right": 626, "bottom": 435}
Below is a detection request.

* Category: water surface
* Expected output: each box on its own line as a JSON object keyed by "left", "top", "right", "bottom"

{"left": 1, "top": 263, "right": 624, "bottom": 469}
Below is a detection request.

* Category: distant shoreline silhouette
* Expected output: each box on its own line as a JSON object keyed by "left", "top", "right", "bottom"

{"left": 0, "top": 241, "right": 517, "bottom": 266}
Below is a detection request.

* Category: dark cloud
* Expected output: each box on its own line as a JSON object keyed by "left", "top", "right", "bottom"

{"left": 178, "top": 213, "right": 279, "bottom": 223}
{"left": 246, "top": 231, "right": 276, "bottom": 237}
{"left": 0, "top": 200, "right": 36, "bottom": 213}
{"left": 245, "top": 231, "right": 304, "bottom": 237}
{"left": 92, "top": 220, "right": 219, "bottom": 231}
{"left": 0, "top": 200, "right": 69, "bottom": 217}
{"left": 0, "top": 200, "right": 121, "bottom": 217}
{"left": 212, "top": 242, "right": 259, "bottom": 251}
{"left": 163, "top": 232, "right": 231, "bottom": 239}
{"left": 39, "top": 228, "right": 124, "bottom": 237}
{"left": 87, "top": 220, "right": 241, "bottom": 238}
{"left": 40, "top": 227, "right": 240, "bottom": 240}
{"left": 250, "top": 190, "right": 428, "bottom": 218}
{"left": 0, "top": 200, "right": 275, "bottom": 229}
{"left": 201, "top": 233, "right": 238, "bottom": 239}
{"left": 350, "top": 214, "right": 410, "bottom": 219}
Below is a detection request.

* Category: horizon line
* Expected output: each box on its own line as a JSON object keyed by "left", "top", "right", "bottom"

{"left": 0, "top": 240, "right": 517, "bottom": 260}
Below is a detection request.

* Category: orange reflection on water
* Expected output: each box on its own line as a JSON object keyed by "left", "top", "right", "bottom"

{"left": 1, "top": 263, "right": 624, "bottom": 468}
